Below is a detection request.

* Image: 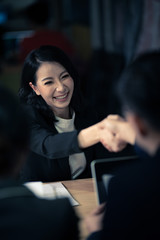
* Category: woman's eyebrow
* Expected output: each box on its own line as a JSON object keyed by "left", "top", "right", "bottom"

{"left": 59, "top": 70, "right": 68, "bottom": 77}
{"left": 41, "top": 77, "right": 53, "bottom": 82}
{"left": 41, "top": 71, "right": 68, "bottom": 81}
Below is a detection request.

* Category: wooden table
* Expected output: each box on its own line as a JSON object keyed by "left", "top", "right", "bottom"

{"left": 62, "top": 178, "right": 97, "bottom": 240}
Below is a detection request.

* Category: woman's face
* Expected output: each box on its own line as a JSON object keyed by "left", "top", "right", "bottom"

{"left": 29, "top": 62, "right": 74, "bottom": 118}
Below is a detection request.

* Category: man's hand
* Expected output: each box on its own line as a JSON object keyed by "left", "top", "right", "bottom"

{"left": 85, "top": 203, "right": 106, "bottom": 234}
{"left": 99, "top": 114, "right": 135, "bottom": 152}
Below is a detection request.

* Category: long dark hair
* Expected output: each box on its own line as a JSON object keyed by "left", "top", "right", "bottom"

{"left": 18, "top": 45, "right": 84, "bottom": 122}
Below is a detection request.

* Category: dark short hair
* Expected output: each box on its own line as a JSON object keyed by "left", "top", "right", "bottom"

{"left": 0, "top": 85, "right": 29, "bottom": 176}
{"left": 18, "top": 45, "right": 84, "bottom": 122}
{"left": 117, "top": 50, "right": 160, "bottom": 131}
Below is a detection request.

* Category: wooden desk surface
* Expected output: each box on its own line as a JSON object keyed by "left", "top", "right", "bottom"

{"left": 62, "top": 178, "right": 97, "bottom": 240}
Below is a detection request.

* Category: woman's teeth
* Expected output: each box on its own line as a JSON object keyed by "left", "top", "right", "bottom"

{"left": 55, "top": 93, "right": 68, "bottom": 99}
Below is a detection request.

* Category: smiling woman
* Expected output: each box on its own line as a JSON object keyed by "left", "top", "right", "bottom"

{"left": 18, "top": 45, "right": 127, "bottom": 182}
{"left": 29, "top": 62, "right": 74, "bottom": 118}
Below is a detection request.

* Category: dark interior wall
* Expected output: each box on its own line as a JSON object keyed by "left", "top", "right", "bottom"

{"left": 0, "top": 0, "right": 160, "bottom": 119}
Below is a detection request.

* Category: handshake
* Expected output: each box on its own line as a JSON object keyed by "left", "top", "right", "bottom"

{"left": 98, "top": 114, "right": 136, "bottom": 152}
{"left": 78, "top": 114, "right": 135, "bottom": 152}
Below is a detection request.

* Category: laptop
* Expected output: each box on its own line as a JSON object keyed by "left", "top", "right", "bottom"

{"left": 91, "top": 155, "right": 139, "bottom": 204}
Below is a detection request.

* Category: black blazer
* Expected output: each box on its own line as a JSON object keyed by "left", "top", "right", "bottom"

{"left": 0, "top": 179, "right": 79, "bottom": 240}
{"left": 87, "top": 148, "right": 160, "bottom": 240}
{"left": 20, "top": 105, "right": 99, "bottom": 182}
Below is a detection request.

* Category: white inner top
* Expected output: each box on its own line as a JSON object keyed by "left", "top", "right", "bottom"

{"left": 55, "top": 112, "right": 86, "bottom": 179}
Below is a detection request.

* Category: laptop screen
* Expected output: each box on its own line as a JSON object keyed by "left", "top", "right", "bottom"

{"left": 91, "top": 155, "right": 139, "bottom": 204}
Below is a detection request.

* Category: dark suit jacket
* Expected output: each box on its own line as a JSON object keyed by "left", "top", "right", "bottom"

{"left": 0, "top": 179, "right": 79, "bottom": 240}
{"left": 20, "top": 105, "right": 99, "bottom": 182}
{"left": 87, "top": 147, "right": 160, "bottom": 240}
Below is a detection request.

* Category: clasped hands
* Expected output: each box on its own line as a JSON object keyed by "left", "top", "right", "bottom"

{"left": 99, "top": 114, "right": 135, "bottom": 152}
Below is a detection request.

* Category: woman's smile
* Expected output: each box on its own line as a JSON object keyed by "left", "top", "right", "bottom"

{"left": 53, "top": 92, "right": 69, "bottom": 101}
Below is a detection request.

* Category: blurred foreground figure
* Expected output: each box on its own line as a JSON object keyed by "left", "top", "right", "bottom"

{"left": 0, "top": 85, "right": 79, "bottom": 240}
{"left": 85, "top": 51, "right": 160, "bottom": 240}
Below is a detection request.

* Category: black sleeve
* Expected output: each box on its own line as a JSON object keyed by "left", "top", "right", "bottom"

{"left": 24, "top": 105, "right": 82, "bottom": 159}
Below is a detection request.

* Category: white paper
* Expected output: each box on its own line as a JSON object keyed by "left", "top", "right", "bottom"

{"left": 24, "top": 181, "right": 79, "bottom": 206}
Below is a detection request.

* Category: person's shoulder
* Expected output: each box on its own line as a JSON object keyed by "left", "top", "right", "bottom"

{"left": 109, "top": 157, "right": 142, "bottom": 187}
{"left": 33, "top": 196, "right": 72, "bottom": 209}
{"left": 108, "top": 155, "right": 154, "bottom": 201}
{"left": 20, "top": 104, "right": 46, "bottom": 126}
{"left": 45, "top": 198, "right": 79, "bottom": 239}
{"left": 0, "top": 181, "right": 79, "bottom": 239}
{"left": 20, "top": 192, "right": 76, "bottom": 217}
{"left": 21, "top": 104, "right": 37, "bottom": 117}
{"left": 31, "top": 197, "right": 79, "bottom": 225}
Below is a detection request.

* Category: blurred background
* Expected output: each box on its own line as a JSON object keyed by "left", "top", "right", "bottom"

{"left": 0, "top": 0, "right": 160, "bottom": 120}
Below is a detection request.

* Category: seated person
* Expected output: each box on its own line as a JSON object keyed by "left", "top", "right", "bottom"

{"left": 0, "top": 84, "right": 79, "bottom": 240}
{"left": 85, "top": 51, "right": 160, "bottom": 239}
{"left": 18, "top": 45, "right": 128, "bottom": 182}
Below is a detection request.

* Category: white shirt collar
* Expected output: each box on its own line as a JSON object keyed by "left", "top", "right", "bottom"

{"left": 55, "top": 111, "right": 75, "bottom": 132}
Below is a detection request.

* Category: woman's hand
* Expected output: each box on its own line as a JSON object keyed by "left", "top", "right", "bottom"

{"left": 99, "top": 114, "right": 135, "bottom": 152}
{"left": 77, "top": 114, "right": 135, "bottom": 152}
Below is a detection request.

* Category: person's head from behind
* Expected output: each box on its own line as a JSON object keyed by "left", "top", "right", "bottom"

{"left": 117, "top": 51, "right": 160, "bottom": 155}
{"left": 18, "top": 45, "right": 82, "bottom": 119}
{"left": 0, "top": 85, "right": 29, "bottom": 178}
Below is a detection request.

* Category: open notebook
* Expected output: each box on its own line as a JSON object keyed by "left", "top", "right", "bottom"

{"left": 24, "top": 181, "right": 79, "bottom": 206}
{"left": 91, "top": 155, "right": 139, "bottom": 204}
